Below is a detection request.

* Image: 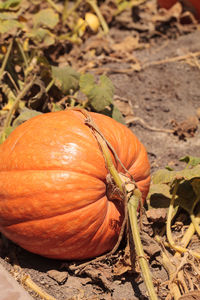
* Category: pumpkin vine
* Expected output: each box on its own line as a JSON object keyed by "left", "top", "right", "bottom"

{"left": 73, "top": 108, "right": 158, "bottom": 300}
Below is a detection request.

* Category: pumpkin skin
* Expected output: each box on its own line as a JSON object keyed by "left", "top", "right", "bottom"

{"left": 0, "top": 110, "right": 150, "bottom": 260}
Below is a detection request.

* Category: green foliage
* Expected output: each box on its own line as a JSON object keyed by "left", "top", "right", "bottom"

{"left": 33, "top": 8, "right": 59, "bottom": 29}
{"left": 0, "top": 0, "right": 21, "bottom": 10}
{"left": 52, "top": 66, "right": 80, "bottom": 94}
{"left": 29, "top": 28, "right": 55, "bottom": 46}
{"left": 0, "top": 108, "right": 42, "bottom": 143}
{"left": 180, "top": 155, "right": 200, "bottom": 167}
{"left": 148, "top": 159, "right": 200, "bottom": 213}
{"left": 12, "top": 108, "right": 42, "bottom": 129}
{"left": 0, "top": 0, "right": 127, "bottom": 141}
{"left": 0, "top": 19, "right": 22, "bottom": 34}
{"left": 79, "top": 74, "right": 114, "bottom": 112}
{"left": 101, "top": 105, "right": 125, "bottom": 124}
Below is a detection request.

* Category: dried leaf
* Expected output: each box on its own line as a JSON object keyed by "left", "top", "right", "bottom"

{"left": 153, "top": 2, "right": 182, "bottom": 22}
{"left": 113, "top": 245, "right": 132, "bottom": 276}
{"left": 178, "top": 290, "right": 200, "bottom": 300}
{"left": 171, "top": 116, "right": 199, "bottom": 140}
{"left": 114, "top": 98, "right": 132, "bottom": 117}
{"left": 111, "top": 36, "right": 140, "bottom": 53}
{"left": 141, "top": 232, "right": 161, "bottom": 257}
{"left": 146, "top": 208, "right": 167, "bottom": 222}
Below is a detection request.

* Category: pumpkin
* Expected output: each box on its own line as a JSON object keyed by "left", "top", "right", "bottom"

{"left": 157, "top": 0, "right": 177, "bottom": 9}
{"left": 157, "top": 0, "right": 200, "bottom": 19}
{"left": 0, "top": 110, "right": 150, "bottom": 260}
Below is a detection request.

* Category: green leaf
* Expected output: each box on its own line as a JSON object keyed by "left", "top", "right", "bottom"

{"left": 101, "top": 104, "right": 125, "bottom": 124}
{"left": 147, "top": 183, "right": 171, "bottom": 208}
{"left": 111, "top": 105, "right": 125, "bottom": 124}
{"left": 175, "top": 180, "right": 196, "bottom": 213}
{"left": 0, "top": 126, "right": 13, "bottom": 144}
{"left": 0, "top": 19, "right": 21, "bottom": 33}
{"left": 152, "top": 169, "right": 176, "bottom": 185}
{"left": 51, "top": 103, "right": 63, "bottom": 112}
{"left": 33, "top": 8, "right": 59, "bottom": 29}
{"left": 152, "top": 166, "right": 200, "bottom": 185}
{"left": 181, "top": 165, "right": 200, "bottom": 180}
{"left": 0, "top": 0, "right": 21, "bottom": 9}
{"left": 180, "top": 155, "right": 200, "bottom": 167}
{"left": 12, "top": 108, "right": 42, "bottom": 129}
{"left": 30, "top": 28, "right": 55, "bottom": 46}
{"left": 79, "top": 73, "right": 94, "bottom": 95}
{"left": 191, "top": 179, "right": 200, "bottom": 197}
{"left": 79, "top": 74, "right": 114, "bottom": 112}
{"left": 52, "top": 66, "right": 80, "bottom": 94}
{"left": 0, "top": 108, "right": 42, "bottom": 144}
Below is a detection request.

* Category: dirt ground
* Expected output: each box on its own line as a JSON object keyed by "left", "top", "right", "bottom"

{"left": 0, "top": 2, "right": 200, "bottom": 300}
{"left": 112, "top": 30, "right": 200, "bottom": 172}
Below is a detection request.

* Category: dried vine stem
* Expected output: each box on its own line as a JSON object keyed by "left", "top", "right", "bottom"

{"left": 0, "top": 76, "right": 36, "bottom": 142}
{"left": 0, "top": 39, "right": 13, "bottom": 80}
{"left": 166, "top": 179, "right": 200, "bottom": 258}
{"left": 69, "top": 108, "right": 158, "bottom": 300}
{"left": 143, "top": 51, "right": 200, "bottom": 69}
{"left": 75, "top": 108, "right": 135, "bottom": 182}
{"left": 22, "top": 274, "right": 56, "bottom": 300}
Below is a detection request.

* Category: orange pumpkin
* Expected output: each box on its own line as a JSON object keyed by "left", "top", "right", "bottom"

{"left": 0, "top": 110, "right": 150, "bottom": 260}
{"left": 157, "top": 0, "right": 200, "bottom": 19}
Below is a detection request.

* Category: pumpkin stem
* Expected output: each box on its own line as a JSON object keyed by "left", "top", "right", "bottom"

{"left": 72, "top": 108, "right": 158, "bottom": 300}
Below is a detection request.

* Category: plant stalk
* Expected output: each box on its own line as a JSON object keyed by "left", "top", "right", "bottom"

{"left": 190, "top": 194, "right": 200, "bottom": 237}
{"left": 176, "top": 213, "right": 200, "bottom": 252}
{"left": 45, "top": 0, "right": 61, "bottom": 13}
{"left": 77, "top": 109, "right": 158, "bottom": 300}
{"left": 1, "top": 76, "right": 36, "bottom": 142}
{"left": 128, "top": 195, "right": 158, "bottom": 300}
{"left": 0, "top": 39, "right": 13, "bottom": 81}
{"left": 23, "top": 275, "right": 56, "bottom": 300}
{"left": 166, "top": 180, "right": 180, "bottom": 248}
{"left": 62, "top": 0, "right": 82, "bottom": 22}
